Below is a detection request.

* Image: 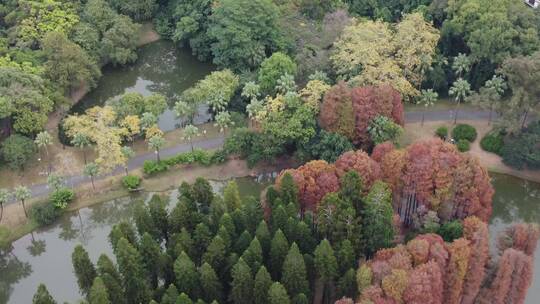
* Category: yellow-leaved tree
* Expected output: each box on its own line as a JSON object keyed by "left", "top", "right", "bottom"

{"left": 64, "top": 106, "right": 127, "bottom": 173}
{"left": 331, "top": 13, "right": 439, "bottom": 100}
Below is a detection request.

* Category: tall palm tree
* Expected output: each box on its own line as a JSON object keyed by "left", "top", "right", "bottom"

{"left": 120, "top": 146, "right": 135, "bottom": 176}
{"left": 214, "top": 111, "right": 234, "bottom": 134}
{"left": 183, "top": 124, "right": 200, "bottom": 152}
{"left": 418, "top": 89, "right": 438, "bottom": 126}
{"left": 449, "top": 78, "right": 472, "bottom": 125}
{"left": 71, "top": 133, "right": 91, "bottom": 165}
{"left": 35, "top": 131, "right": 52, "bottom": 174}
{"left": 484, "top": 75, "right": 507, "bottom": 125}
{"left": 14, "top": 186, "right": 31, "bottom": 218}
{"left": 148, "top": 135, "right": 165, "bottom": 162}
{"left": 0, "top": 189, "right": 11, "bottom": 223}
{"left": 452, "top": 53, "right": 472, "bottom": 78}
{"left": 83, "top": 163, "right": 99, "bottom": 191}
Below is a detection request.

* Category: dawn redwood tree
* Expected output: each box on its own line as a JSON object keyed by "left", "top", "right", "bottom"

{"left": 444, "top": 238, "right": 471, "bottom": 304}
{"left": 335, "top": 150, "right": 382, "bottom": 192}
{"left": 268, "top": 282, "right": 291, "bottom": 304}
{"left": 497, "top": 223, "right": 540, "bottom": 256}
{"left": 32, "top": 284, "right": 57, "bottom": 304}
{"left": 461, "top": 217, "right": 489, "bottom": 304}
{"left": 362, "top": 181, "right": 395, "bottom": 256}
{"left": 319, "top": 82, "right": 355, "bottom": 141}
{"left": 282, "top": 243, "right": 309, "bottom": 298}
{"left": 115, "top": 238, "right": 151, "bottom": 304}
{"left": 314, "top": 239, "right": 338, "bottom": 304}
{"left": 72, "top": 245, "right": 97, "bottom": 296}
{"left": 254, "top": 266, "right": 272, "bottom": 304}
{"left": 270, "top": 229, "right": 289, "bottom": 280}
{"left": 199, "top": 262, "right": 223, "bottom": 303}
{"left": 230, "top": 258, "right": 254, "bottom": 304}
{"left": 89, "top": 277, "right": 111, "bottom": 304}
{"left": 402, "top": 261, "right": 444, "bottom": 303}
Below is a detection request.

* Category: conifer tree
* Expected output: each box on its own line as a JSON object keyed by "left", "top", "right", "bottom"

{"left": 241, "top": 237, "right": 263, "bottom": 274}
{"left": 339, "top": 171, "right": 363, "bottom": 213}
{"left": 96, "top": 255, "right": 124, "bottom": 304}
{"left": 336, "top": 268, "right": 357, "bottom": 299}
{"left": 192, "top": 177, "right": 214, "bottom": 213}
{"left": 282, "top": 243, "right": 309, "bottom": 298}
{"left": 230, "top": 258, "right": 254, "bottom": 304}
{"left": 223, "top": 180, "right": 242, "bottom": 211}
{"left": 362, "top": 181, "right": 395, "bottom": 256}
{"left": 139, "top": 232, "right": 161, "bottom": 288}
{"left": 72, "top": 245, "right": 97, "bottom": 296}
{"left": 134, "top": 203, "right": 159, "bottom": 240}
{"left": 296, "top": 221, "right": 316, "bottom": 254}
{"left": 32, "top": 284, "right": 56, "bottom": 304}
{"left": 268, "top": 282, "right": 291, "bottom": 304}
{"left": 279, "top": 172, "right": 299, "bottom": 206}
{"left": 271, "top": 205, "right": 288, "bottom": 233}
{"left": 177, "top": 293, "right": 193, "bottom": 304}
{"left": 109, "top": 222, "right": 137, "bottom": 252}
{"left": 199, "top": 262, "right": 224, "bottom": 303}
{"left": 194, "top": 223, "right": 212, "bottom": 258}
{"left": 169, "top": 200, "right": 193, "bottom": 232}
{"left": 292, "top": 293, "right": 308, "bottom": 304}
{"left": 148, "top": 195, "right": 169, "bottom": 241}
{"left": 337, "top": 240, "right": 355, "bottom": 274}
{"left": 254, "top": 266, "right": 273, "bottom": 304}
{"left": 115, "top": 238, "right": 151, "bottom": 304}
{"left": 314, "top": 239, "right": 338, "bottom": 303}
{"left": 174, "top": 251, "right": 199, "bottom": 299}
{"left": 255, "top": 220, "right": 271, "bottom": 255}
{"left": 220, "top": 213, "right": 237, "bottom": 239}
{"left": 203, "top": 235, "right": 227, "bottom": 272}
{"left": 234, "top": 230, "right": 252, "bottom": 254}
{"left": 285, "top": 217, "right": 299, "bottom": 243}
{"left": 175, "top": 228, "right": 195, "bottom": 259}
{"left": 217, "top": 225, "right": 232, "bottom": 249}
{"left": 89, "top": 277, "right": 110, "bottom": 304}
{"left": 270, "top": 229, "right": 289, "bottom": 279}
{"left": 161, "top": 284, "right": 179, "bottom": 304}
{"left": 232, "top": 209, "right": 247, "bottom": 234}
{"left": 242, "top": 197, "right": 264, "bottom": 234}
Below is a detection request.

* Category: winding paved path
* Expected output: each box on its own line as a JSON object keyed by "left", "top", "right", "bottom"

{"left": 12, "top": 109, "right": 497, "bottom": 203}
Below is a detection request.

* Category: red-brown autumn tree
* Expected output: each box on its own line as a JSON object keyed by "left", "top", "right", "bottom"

{"left": 319, "top": 81, "right": 355, "bottom": 141}
{"left": 350, "top": 84, "right": 404, "bottom": 148}
{"left": 376, "top": 139, "right": 494, "bottom": 222}
{"left": 461, "top": 216, "right": 489, "bottom": 304}
{"left": 335, "top": 150, "right": 382, "bottom": 191}
{"left": 497, "top": 223, "right": 540, "bottom": 256}
{"left": 276, "top": 160, "right": 340, "bottom": 213}
{"left": 444, "top": 238, "right": 471, "bottom": 304}
{"left": 320, "top": 83, "right": 404, "bottom": 148}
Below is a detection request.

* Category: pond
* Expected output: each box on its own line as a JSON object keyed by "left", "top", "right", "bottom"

{"left": 2, "top": 173, "right": 539, "bottom": 303}
{"left": 70, "top": 40, "right": 215, "bottom": 132}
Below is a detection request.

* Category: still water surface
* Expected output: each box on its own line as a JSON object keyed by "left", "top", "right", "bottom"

{"left": 1, "top": 174, "right": 538, "bottom": 304}
{"left": 72, "top": 40, "right": 215, "bottom": 132}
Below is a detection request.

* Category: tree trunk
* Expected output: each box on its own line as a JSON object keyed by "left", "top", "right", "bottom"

{"left": 421, "top": 110, "right": 425, "bottom": 127}
{"left": 90, "top": 176, "right": 95, "bottom": 191}
{"left": 21, "top": 200, "right": 28, "bottom": 218}
{"left": 0, "top": 203, "right": 3, "bottom": 223}
{"left": 190, "top": 141, "right": 194, "bottom": 152}
{"left": 156, "top": 149, "right": 161, "bottom": 162}
{"left": 488, "top": 106, "right": 493, "bottom": 126}
{"left": 82, "top": 150, "right": 87, "bottom": 165}
{"left": 45, "top": 147, "right": 51, "bottom": 175}
{"left": 521, "top": 109, "right": 529, "bottom": 130}
{"left": 124, "top": 166, "right": 129, "bottom": 176}
{"left": 453, "top": 100, "right": 461, "bottom": 125}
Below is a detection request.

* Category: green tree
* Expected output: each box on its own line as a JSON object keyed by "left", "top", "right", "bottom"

{"left": 83, "top": 162, "right": 99, "bottom": 191}
{"left": 139, "top": 233, "right": 161, "bottom": 288}
{"left": 120, "top": 146, "right": 134, "bottom": 176}
{"left": 183, "top": 124, "right": 200, "bottom": 152}
{"left": 203, "top": 236, "right": 227, "bottom": 272}
{"left": 452, "top": 53, "right": 472, "bottom": 78}
{"left": 194, "top": 223, "right": 212, "bottom": 257}
{"left": 208, "top": 0, "right": 287, "bottom": 71}
{"left": 14, "top": 186, "right": 31, "bottom": 218}
{"left": 241, "top": 237, "right": 263, "bottom": 274}
{"left": 214, "top": 111, "right": 234, "bottom": 133}
{"left": 255, "top": 221, "right": 271, "bottom": 254}
{"left": 34, "top": 131, "right": 53, "bottom": 174}
{"left": 279, "top": 173, "right": 299, "bottom": 207}
{"left": 223, "top": 181, "right": 242, "bottom": 211}
{"left": 268, "top": 282, "right": 291, "bottom": 304}
{"left": 230, "top": 258, "right": 254, "bottom": 304}
{"left": 32, "top": 284, "right": 57, "bottom": 304}
{"left": 337, "top": 240, "right": 355, "bottom": 274}
{"left": 1, "top": 134, "right": 37, "bottom": 170}
{"left": 199, "top": 262, "right": 224, "bottom": 303}
{"left": 270, "top": 229, "right": 289, "bottom": 279}
{"left": 367, "top": 115, "right": 404, "bottom": 145}
{"left": 449, "top": 78, "right": 472, "bottom": 125}
{"left": 174, "top": 251, "right": 199, "bottom": 298}
{"left": 108, "top": 222, "right": 137, "bottom": 252}
{"left": 115, "top": 238, "right": 151, "bottom": 303}
{"left": 100, "top": 16, "right": 140, "bottom": 66}
{"left": 110, "top": 0, "right": 157, "bottom": 21}
{"left": 336, "top": 268, "right": 357, "bottom": 299}
{"left": 339, "top": 171, "right": 363, "bottom": 213}
{"left": 258, "top": 52, "right": 298, "bottom": 94}
{"left": 89, "top": 277, "right": 110, "bottom": 304}
{"left": 42, "top": 31, "right": 101, "bottom": 94}
{"left": 469, "top": 75, "right": 507, "bottom": 126}
{"left": 161, "top": 284, "right": 179, "bottom": 304}
{"left": 417, "top": 89, "right": 438, "bottom": 126}
{"left": 177, "top": 293, "right": 194, "bottom": 304}
{"left": 0, "top": 188, "right": 10, "bottom": 223}
{"left": 282, "top": 243, "right": 309, "bottom": 298}
{"left": 72, "top": 245, "right": 97, "bottom": 296}
{"left": 314, "top": 239, "right": 338, "bottom": 304}
{"left": 71, "top": 133, "right": 91, "bottom": 164}
{"left": 275, "top": 74, "right": 297, "bottom": 94}
{"left": 174, "top": 100, "right": 198, "bottom": 125}
{"left": 362, "top": 181, "right": 395, "bottom": 256}
{"left": 96, "top": 254, "right": 125, "bottom": 304}
{"left": 192, "top": 177, "right": 214, "bottom": 213}
{"left": 254, "top": 266, "right": 273, "bottom": 304}
{"left": 148, "top": 135, "right": 165, "bottom": 162}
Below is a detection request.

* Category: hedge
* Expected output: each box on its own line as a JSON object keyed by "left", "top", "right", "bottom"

{"left": 452, "top": 124, "right": 477, "bottom": 142}
{"left": 435, "top": 126, "right": 448, "bottom": 140}
{"left": 122, "top": 175, "right": 141, "bottom": 190}
{"left": 456, "top": 139, "right": 470, "bottom": 152}
{"left": 143, "top": 148, "right": 227, "bottom": 175}
{"left": 480, "top": 131, "right": 504, "bottom": 155}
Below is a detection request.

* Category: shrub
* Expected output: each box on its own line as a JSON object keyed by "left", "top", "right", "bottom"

{"left": 143, "top": 160, "right": 169, "bottom": 175}
{"left": 31, "top": 203, "right": 63, "bottom": 226}
{"left": 501, "top": 120, "right": 540, "bottom": 170}
{"left": 435, "top": 126, "right": 448, "bottom": 140}
{"left": 480, "top": 131, "right": 504, "bottom": 155}
{"left": 143, "top": 149, "right": 225, "bottom": 175}
{"left": 0, "top": 134, "right": 37, "bottom": 170}
{"left": 438, "top": 220, "right": 463, "bottom": 242}
{"left": 122, "top": 175, "right": 141, "bottom": 190}
{"left": 456, "top": 139, "right": 470, "bottom": 152}
{"left": 50, "top": 188, "right": 75, "bottom": 209}
{"left": 452, "top": 124, "right": 477, "bottom": 142}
